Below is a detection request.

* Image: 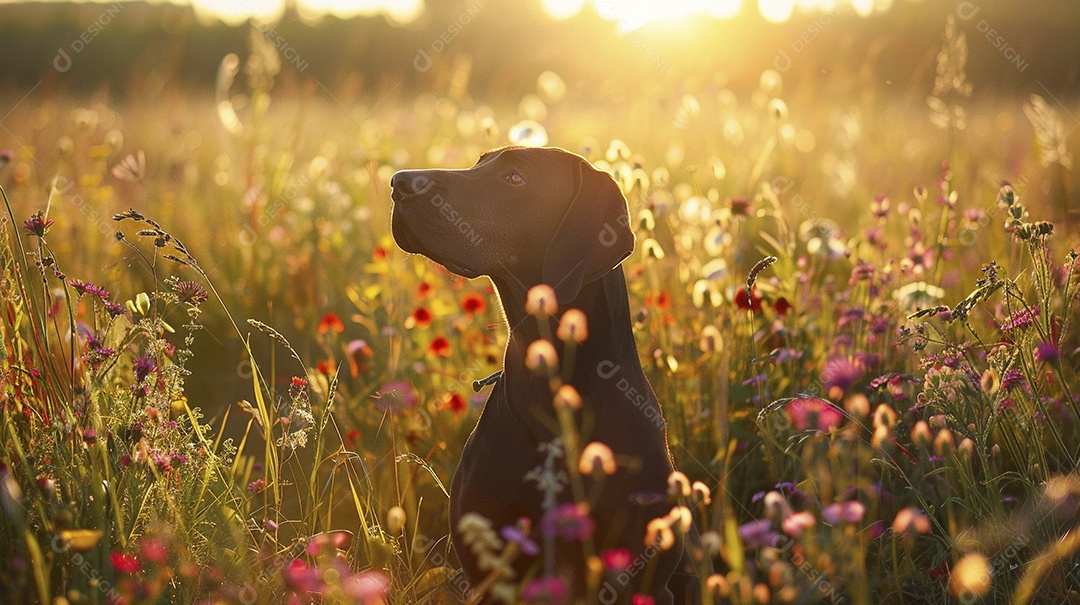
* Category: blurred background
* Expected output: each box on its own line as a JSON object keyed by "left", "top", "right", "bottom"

{"left": 1, "top": 0, "right": 1078, "bottom": 408}
{"left": 1, "top": 0, "right": 1079, "bottom": 99}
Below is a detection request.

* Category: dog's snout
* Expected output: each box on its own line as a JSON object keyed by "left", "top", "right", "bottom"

{"left": 391, "top": 170, "right": 435, "bottom": 199}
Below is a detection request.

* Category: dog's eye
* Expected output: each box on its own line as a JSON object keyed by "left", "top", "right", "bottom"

{"left": 505, "top": 170, "right": 525, "bottom": 186}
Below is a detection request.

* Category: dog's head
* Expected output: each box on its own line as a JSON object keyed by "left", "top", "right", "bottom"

{"left": 390, "top": 146, "right": 634, "bottom": 302}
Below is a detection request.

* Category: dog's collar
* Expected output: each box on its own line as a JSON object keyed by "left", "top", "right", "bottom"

{"left": 472, "top": 369, "right": 503, "bottom": 392}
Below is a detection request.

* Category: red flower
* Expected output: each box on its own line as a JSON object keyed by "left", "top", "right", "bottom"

{"left": 318, "top": 312, "right": 345, "bottom": 335}
{"left": 316, "top": 359, "right": 334, "bottom": 375}
{"left": 773, "top": 297, "right": 792, "bottom": 316}
{"left": 291, "top": 376, "right": 308, "bottom": 388}
{"left": 417, "top": 281, "right": 434, "bottom": 298}
{"left": 372, "top": 246, "right": 387, "bottom": 262}
{"left": 645, "top": 290, "right": 672, "bottom": 311}
{"left": 110, "top": 551, "right": 141, "bottom": 574}
{"left": 632, "top": 596, "right": 656, "bottom": 605}
{"left": 345, "top": 429, "right": 361, "bottom": 445}
{"left": 734, "top": 287, "right": 762, "bottom": 311}
{"left": 428, "top": 336, "right": 452, "bottom": 357}
{"left": 462, "top": 291, "right": 486, "bottom": 316}
{"left": 408, "top": 306, "right": 432, "bottom": 329}
{"left": 440, "top": 392, "right": 467, "bottom": 415}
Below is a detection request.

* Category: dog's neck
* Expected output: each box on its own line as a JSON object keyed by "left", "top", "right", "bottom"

{"left": 490, "top": 269, "right": 647, "bottom": 401}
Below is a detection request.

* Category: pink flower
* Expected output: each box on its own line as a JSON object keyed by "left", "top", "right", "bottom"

{"left": 343, "top": 570, "right": 390, "bottom": 603}
{"left": 374, "top": 380, "right": 418, "bottom": 413}
{"left": 521, "top": 576, "right": 568, "bottom": 605}
{"left": 781, "top": 511, "right": 816, "bottom": 537}
{"left": 601, "top": 548, "right": 634, "bottom": 570}
{"left": 822, "top": 500, "right": 866, "bottom": 525}
{"left": 786, "top": 397, "right": 844, "bottom": 433}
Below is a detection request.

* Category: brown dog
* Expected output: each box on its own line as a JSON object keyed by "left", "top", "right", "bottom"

{"left": 391, "top": 147, "right": 698, "bottom": 604}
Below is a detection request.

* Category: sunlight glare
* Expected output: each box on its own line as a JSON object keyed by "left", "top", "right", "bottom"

{"left": 708, "top": 0, "right": 743, "bottom": 19}
{"left": 759, "top": 0, "right": 796, "bottom": 23}
{"left": 541, "top": 0, "right": 588, "bottom": 20}
{"left": 593, "top": 0, "right": 715, "bottom": 32}
{"left": 300, "top": 0, "right": 424, "bottom": 22}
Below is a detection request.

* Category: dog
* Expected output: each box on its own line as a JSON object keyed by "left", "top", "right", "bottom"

{"left": 391, "top": 147, "right": 700, "bottom": 604}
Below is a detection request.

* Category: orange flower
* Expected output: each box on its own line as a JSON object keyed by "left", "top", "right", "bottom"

{"left": 428, "top": 336, "right": 452, "bottom": 357}
{"left": 462, "top": 291, "right": 486, "bottom": 316}
{"left": 372, "top": 246, "right": 387, "bottom": 262}
{"left": 406, "top": 306, "right": 432, "bottom": 329}
{"left": 318, "top": 312, "right": 345, "bottom": 335}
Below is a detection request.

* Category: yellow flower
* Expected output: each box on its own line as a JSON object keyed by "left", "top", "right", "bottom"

{"left": 645, "top": 517, "right": 675, "bottom": 550}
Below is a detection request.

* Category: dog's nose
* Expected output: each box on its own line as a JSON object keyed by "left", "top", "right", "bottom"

{"left": 391, "top": 170, "right": 434, "bottom": 198}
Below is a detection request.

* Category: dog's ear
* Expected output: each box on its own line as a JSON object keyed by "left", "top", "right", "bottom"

{"left": 542, "top": 156, "right": 634, "bottom": 303}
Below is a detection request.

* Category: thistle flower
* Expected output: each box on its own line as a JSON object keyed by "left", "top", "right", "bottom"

{"left": 374, "top": 380, "right": 418, "bottom": 413}
{"left": 23, "top": 211, "right": 54, "bottom": 237}
{"left": 172, "top": 280, "right": 208, "bottom": 306}
{"left": 786, "top": 397, "right": 843, "bottom": 433}
{"left": 1034, "top": 340, "right": 1060, "bottom": 364}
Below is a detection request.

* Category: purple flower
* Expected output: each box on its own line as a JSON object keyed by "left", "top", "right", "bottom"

{"left": 1001, "top": 369, "right": 1024, "bottom": 390}
{"left": 521, "top": 576, "right": 568, "bottom": 605}
{"left": 738, "top": 519, "right": 780, "bottom": 549}
{"left": 104, "top": 303, "right": 126, "bottom": 318}
{"left": 1035, "top": 341, "right": 1060, "bottom": 364}
{"left": 134, "top": 355, "right": 156, "bottom": 383}
{"left": 541, "top": 503, "right": 594, "bottom": 541}
{"left": 501, "top": 519, "right": 540, "bottom": 556}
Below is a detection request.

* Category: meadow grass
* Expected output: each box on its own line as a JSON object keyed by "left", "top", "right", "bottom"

{"left": 1, "top": 24, "right": 1079, "bottom": 605}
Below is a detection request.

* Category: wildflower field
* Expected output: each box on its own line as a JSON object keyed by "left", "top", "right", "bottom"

{"left": 1, "top": 1, "right": 1079, "bottom": 604}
